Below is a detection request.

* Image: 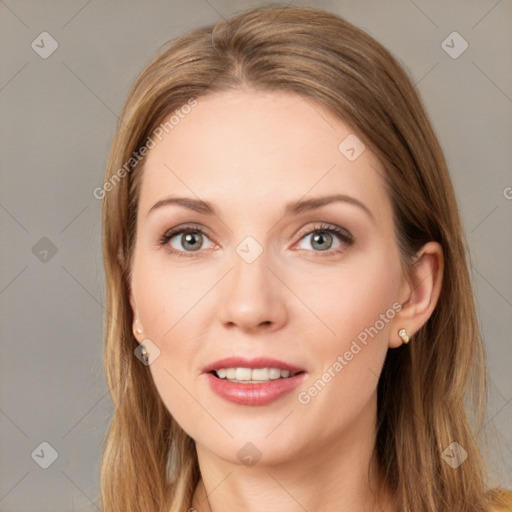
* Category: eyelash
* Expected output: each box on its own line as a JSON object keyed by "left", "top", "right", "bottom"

{"left": 158, "top": 222, "right": 354, "bottom": 258}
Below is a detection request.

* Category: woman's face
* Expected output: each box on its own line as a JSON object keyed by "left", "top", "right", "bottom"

{"left": 129, "top": 89, "right": 411, "bottom": 466}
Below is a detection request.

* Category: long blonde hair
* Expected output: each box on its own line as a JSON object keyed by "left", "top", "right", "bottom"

{"left": 98, "top": 5, "right": 511, "bottom": 511}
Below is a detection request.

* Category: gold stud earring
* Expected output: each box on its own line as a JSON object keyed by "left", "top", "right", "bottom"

{"left": 398, "top": 328, "right": 410, "bottom": 344}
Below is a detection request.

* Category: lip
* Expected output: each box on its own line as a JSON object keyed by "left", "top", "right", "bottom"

{"left": 202, "top": 357, "right": 307, "bottom": 406}
{"left": 202, "top": 356, "right": 305, "bottom": 374}
{"left": 204, "top": 371, "right": 307, "bottom": 406}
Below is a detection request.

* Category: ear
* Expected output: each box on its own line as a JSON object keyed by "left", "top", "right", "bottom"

{"left": 388, "top": 241, "right": 444, "bottom": 348}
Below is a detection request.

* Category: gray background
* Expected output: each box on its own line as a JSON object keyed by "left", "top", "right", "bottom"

{"left": 0, "top": 0, "right": 511, "bottom": 510}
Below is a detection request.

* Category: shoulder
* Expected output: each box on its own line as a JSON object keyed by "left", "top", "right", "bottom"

{"left": 487, "top": 488, "right": 512, "bottom": 512}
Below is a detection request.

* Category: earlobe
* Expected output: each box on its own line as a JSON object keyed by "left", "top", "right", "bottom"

{"left": 389, "top": 241, "right": 444, "bottom": 348}
{"left": 132, "top": 315, "right": 144, "bottom": 340}
{"left": 134, "top": 320, "right": 143, "bottom": 336}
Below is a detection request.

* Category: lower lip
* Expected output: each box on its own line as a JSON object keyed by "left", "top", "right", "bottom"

{"left": 205, "top": 371, "right": 306, "bottom": 406}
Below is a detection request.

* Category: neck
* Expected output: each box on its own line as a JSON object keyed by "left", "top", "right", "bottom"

{"left": 191, "top": 393, "right": 398, "bottom": 512}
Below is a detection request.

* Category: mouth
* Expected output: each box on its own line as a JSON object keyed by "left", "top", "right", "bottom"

{"left": 202, "top": 356, "right": 306, "bottom": 384}
{"left": 203, "top": 360, "right": 308, "bottom": 406}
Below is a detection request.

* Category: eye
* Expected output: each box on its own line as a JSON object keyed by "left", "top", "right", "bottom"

{"left": 158, "top": 222, "right": 354, "bottom": 257}
{"left": 293, "top": 223, "right": 354, "bottom": 256}
{"left": 159, "top": 223, "right": 216, "bottom": 257}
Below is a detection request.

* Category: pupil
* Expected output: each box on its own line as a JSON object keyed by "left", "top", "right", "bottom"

{"left": 184, "top": 232, "right": 201, "bottom": 250}
{"left": 312, "top": 232, "right": 331, "bottom": 251}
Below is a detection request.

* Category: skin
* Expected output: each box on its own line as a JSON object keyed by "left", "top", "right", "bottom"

{"left": 129, "top": 89, "right": 443, "bottom": 512}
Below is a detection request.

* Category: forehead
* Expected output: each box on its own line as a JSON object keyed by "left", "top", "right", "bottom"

{"left": 137, "top": 89, "right": 390, "bottom": 221}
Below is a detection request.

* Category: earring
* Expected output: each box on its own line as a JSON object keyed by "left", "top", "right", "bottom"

{"left": 136, "top": 328, "right": 143, "bottom": 334}
{"left": 398, "top": 328, "right": 410, "bottom": 344}
{"left": 141, "top": 345, "right": 149, "bottom": 364}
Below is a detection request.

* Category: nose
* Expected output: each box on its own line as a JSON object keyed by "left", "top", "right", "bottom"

{"left": 216, "top": 243, "right": 288, "bottom": 333}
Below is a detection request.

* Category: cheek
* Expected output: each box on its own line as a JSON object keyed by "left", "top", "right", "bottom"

{"left": 135, "top": 276, "right": 201, "bottom": 388}
{"left": 292, "top": 256, "right": 399, "bottom": 402}
{"left": 132, "top": 252, "right": 205, "bottom": 341}
{"left": 135, "top": 283, "right": 202, "bottom": 431}
{"left": 291, "top": 253, "right": 400, "bottom": 349}
{"left": 131, "top": 254, "right": 204, "bottom": 412}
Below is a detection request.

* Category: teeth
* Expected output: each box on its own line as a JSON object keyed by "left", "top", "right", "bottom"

{"left": 253, "top": 368, "right": 271, "bottom": 381}
{"left": 269, "top": 368, "right": 282, "bottom": 379}
{"left": 213, "top": 367, "right": 297, "bottom": 382}
{"left": 236, "top": 367, "right": 252, "bottom": 380}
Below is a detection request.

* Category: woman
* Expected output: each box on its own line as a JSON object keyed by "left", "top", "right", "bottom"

{"left": 98, "top": 5, "right": 512, "bottom": 512}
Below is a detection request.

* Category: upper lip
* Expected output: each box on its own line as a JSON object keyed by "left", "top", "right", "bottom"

{"left": 202, "top": 356, "right": 306, "bottom": 374}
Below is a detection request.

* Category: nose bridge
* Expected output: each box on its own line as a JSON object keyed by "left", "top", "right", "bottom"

{"left": 218, "top": 232, "right": 285, "bottom": 329}
{"left": 233, "top": 235, "right": 269, "bottom": 290}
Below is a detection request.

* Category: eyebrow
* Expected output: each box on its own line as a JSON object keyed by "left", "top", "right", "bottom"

{"left": 147, "top": 193, "right": 374, "bottom": 222}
